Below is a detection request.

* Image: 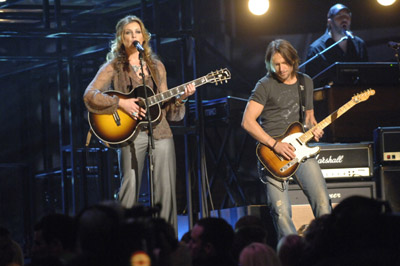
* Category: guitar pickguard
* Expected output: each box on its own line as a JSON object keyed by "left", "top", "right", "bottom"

{"left": 281, "top": 133, "right": 320, "bottom": 166}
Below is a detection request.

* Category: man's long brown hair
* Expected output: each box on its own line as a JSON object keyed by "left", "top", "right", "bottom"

{"left": 265, "top": 39, "right": 299, "bottom": 78}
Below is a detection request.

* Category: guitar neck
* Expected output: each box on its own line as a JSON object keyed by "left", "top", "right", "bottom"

{"left": 300, "top": 98, "right": 358, "bottom": 143}
{"left": 146, "top": 75, "right": 209, "bottom": 107}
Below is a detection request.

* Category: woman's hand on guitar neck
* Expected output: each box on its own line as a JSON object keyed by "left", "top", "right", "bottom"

{"left": 180, "top": 83, "right": 196, "bottom": 100}
{"left": 273, "top": 141, "right": 296, "bottom": 161}
{"left": 119, "top": 98, "right": 146, "bottom": 120}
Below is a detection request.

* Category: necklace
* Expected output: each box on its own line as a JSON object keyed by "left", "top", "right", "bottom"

{"left": 131, "top": 65, "right": 140, "bottom": 72}
{"left": 131, "top": 61, "right": 146, "bottom": 73}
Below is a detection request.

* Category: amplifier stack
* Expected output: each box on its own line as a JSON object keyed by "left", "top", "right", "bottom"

{"left": 373, "top": 126, "right": 400, "bottom": 212}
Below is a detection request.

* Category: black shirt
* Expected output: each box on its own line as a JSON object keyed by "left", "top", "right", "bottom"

{"left": 305, "top": 31, "right": 368, "bottom": 87}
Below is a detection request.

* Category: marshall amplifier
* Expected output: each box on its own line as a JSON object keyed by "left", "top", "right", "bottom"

{"left": 310, "top": 142, "right": 373, "bottom": 179}
{"left": 374, "top": 127, "right": 400, "bottom": 165}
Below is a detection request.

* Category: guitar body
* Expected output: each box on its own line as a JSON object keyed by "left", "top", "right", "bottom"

{"left": 88, "top": 86, "right": 161, "bottom": 147}
{"left": 87, "top": 68, "right": 232, "bottom": 147}
{"left": 256, "top": 122, "right": 320, "bottom": 181}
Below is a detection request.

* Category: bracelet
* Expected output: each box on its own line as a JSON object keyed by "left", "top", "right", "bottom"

{"left": 272, "top": 140, "right": 278, "bottom": 150}
{"left": 175, "top": 97, "right": 188, "bottom": 106}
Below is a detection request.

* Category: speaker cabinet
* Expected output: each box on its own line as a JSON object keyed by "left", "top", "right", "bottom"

{"left": 289, "top": 181, "right": 376, "bottom": 230}
{"left": 289, "top": 181, "right": 376, "bottom": 205}
{"left": 377, "top": 166, "right": 400, "bottom": 212}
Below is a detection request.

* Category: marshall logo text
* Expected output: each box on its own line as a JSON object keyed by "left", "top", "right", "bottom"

{"left": 316, "top": 154, "right": 344, "bottom": 165}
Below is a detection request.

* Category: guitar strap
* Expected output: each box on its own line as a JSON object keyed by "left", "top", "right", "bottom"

{"left": 297, "top": 72, "right": 306, "bottom": 124}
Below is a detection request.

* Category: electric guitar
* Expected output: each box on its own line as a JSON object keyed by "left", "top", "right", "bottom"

{"left": 88, "top": 68, "right": 231, "bottom": 147}
{"left": 256, "top": 89, "right": 375, "bottom": 182}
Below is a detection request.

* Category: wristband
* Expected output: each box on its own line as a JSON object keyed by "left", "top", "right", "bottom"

{"left": 175, "top": 97, "right": 187, "bottom": 106}
{"left": 272, "top": 140, "right": 278, "bottom": 150}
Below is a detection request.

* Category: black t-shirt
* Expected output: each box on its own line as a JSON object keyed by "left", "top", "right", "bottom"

{"left": 305, "top": 31, "right": 368, "bottom": 86}
{"left": 249, "top": 73, "right": 314, "bottom": 137}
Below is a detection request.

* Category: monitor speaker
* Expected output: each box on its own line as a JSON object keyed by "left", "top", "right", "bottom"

{"left": 374, "top": 127, "right": 400, "bottom": 165}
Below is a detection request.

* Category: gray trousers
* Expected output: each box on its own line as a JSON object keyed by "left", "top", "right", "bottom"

{"left": 117, "top": 131, "right": 177, "bottom": 232}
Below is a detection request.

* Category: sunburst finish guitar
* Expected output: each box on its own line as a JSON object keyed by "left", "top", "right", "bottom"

{"left": 256, "top": 89, "right": 375, "bottom": 181}
{"left": 88, "top": 68, "right": 231, "bottom": 147}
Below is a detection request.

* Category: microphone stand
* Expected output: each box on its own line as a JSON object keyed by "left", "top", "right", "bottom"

{"left": 138, "top": 51, "right": 155, "bottom": 208}
{"left": 299, "top": 36, "right": 349, "bottom": 70}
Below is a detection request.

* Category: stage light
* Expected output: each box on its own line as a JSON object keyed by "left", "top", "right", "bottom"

{"left": 377, "top": 0, "right": 396, "bottom": 6}
{"left": 248, "top": 0, "right": 270, "bottom": 16}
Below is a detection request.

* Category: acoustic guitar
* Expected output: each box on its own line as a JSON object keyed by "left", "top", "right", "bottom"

{"left": 88, "top": 68, "right": 231, "bottom": 147}
{"left": 256, "top": 89, "right": 375, "bottom": 181}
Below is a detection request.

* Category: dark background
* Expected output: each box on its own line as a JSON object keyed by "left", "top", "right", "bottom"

{"left": 0, "top": 0, "right": 399, "bottom": 248}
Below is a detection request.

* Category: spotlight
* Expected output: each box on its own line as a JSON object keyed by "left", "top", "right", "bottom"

{"left": 377, "top": 0, "right": 396, "bottom": 6}
{"left": 248, "top": 0, "right": 270, "bottom": 16}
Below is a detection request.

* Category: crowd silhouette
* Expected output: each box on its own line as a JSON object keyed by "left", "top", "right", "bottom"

{"left": 1, "top": 195, "right": 400, "bottom": 266}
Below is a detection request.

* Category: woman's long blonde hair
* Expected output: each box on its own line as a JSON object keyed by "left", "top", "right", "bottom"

{"left": 107, "top": 15, "right": 156, "bottom": 75}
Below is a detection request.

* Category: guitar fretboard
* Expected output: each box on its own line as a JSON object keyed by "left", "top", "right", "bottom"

{"left": 299, "top": 98, "right": 358, "bottom": 143}
{"left": 146, "top": 76, "right": 209, "bottom": 107}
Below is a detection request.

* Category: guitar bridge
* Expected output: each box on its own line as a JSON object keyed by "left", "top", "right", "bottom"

{"left": 113, "top": 112, "right": 121, "bottom": 126}
{"left": 280, "top": 158, "right": 299, "bottom": 173}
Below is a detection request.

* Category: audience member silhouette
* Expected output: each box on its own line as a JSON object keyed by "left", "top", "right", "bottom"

{"left": 27, "top": 213, "right": 75, "bottom": 266}
{"left": 300, "top": 196, "right": 400, "bottom": 266}
{"left": 69, "top": 201, "right": 125, "bottom": 266}
{"left": 180, "top": 230, "right": 191, "bottom": 244}
{"left": 0, "top": 226, "right": 24, "bottom": 266}
{"left": 119, "top": 215, "right": 191, "bottom": 266}
{"left": 232, "top": 216, "right": 268, "bottom": 264}
{"left": 234, "top": 215, "right": 265, "bottom": 231}
{"left": 69, "top": 200, "right": 189, "bottom": 266}
{"left": 276, "top": 234, "right": 304, "bottom": 266}
{"left": 188, "top": 217, "right": 236, "bottom": 266}
{"left": 239, "top": 242, "right": 281, "bottom": 266}
{"left": 9, "top": 195, "right": 400, "bottom": 266}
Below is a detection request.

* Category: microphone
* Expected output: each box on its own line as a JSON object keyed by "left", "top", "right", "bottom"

{"left": 133, "top": 41, "right": 145, "bottom": 53}
{"left": 388, "top": 41, "right": 400, "bottom": 49}
{"left": 343, "top": 30, "right": 354, "bottom": 39}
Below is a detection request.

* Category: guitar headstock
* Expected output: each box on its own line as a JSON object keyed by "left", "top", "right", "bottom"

{"left": 207, "top": 68, "right": 231, "bottom": 85}
{"left": 352, "top": 88, "right": 375, "bottom": 103}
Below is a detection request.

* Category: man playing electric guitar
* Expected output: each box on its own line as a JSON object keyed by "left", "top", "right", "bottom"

{"left": 241, "top": 39, "right": 332, "bottom": 240}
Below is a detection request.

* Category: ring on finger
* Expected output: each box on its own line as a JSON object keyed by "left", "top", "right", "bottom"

{"left": 132, "top": 111, "right": 138, "bottom": 117}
